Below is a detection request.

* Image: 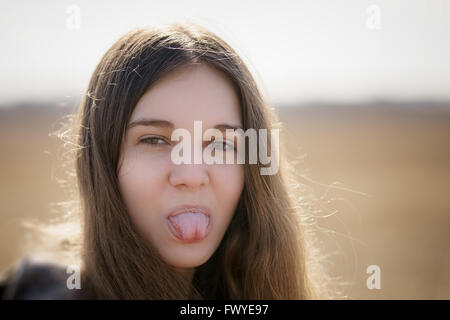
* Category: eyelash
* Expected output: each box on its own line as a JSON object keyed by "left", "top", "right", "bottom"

{"left": 208, "top": 140, "right": 235, "bottom": 151}
{"left": 139, "top": 136, "right": 235, "bottom": 150}
{"left": 139, "top": 136, "right": 168, "bottom": 146}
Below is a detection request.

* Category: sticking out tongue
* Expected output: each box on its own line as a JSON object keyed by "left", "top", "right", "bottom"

{"left": 168, "top": 212, "right": 210, "bottom": 242}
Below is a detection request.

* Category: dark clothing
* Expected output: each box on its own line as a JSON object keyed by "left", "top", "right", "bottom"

{"left": 0, "top": 257, "right": 89, "bottom": 300}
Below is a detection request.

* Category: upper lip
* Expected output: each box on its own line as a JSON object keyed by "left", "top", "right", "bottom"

{"left": 168, "top": 204, "right": 211, "bottom": 218}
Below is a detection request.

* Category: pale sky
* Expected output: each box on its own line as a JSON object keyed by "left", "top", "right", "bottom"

{"left": 1, "top": 0, "right": 449, "bottom": 105}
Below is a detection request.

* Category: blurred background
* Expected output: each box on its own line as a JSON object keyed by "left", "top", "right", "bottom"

{"left": 1, "top": 0, "right": 449, "bottom": 299}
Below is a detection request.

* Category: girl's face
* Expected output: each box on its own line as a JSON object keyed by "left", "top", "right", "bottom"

{"left": 117, "top": 63, "right": 244, "bottom": 275}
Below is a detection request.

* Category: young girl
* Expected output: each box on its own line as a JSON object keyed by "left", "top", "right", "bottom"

{"left": 1, "top": 22, "right": 326, "bottom": 299}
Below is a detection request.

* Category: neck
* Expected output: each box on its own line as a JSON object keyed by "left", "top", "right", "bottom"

{"left": 173, "top": 266, "right": 195, "bottom": 283}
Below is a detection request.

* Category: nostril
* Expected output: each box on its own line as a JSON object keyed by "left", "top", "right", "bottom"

{"left": 168, "top": 165, "right": 210, "bottom": 188}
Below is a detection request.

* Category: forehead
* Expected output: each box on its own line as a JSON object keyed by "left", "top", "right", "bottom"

{"left": 130, "top": 63, "right": 242, "bottom": 128}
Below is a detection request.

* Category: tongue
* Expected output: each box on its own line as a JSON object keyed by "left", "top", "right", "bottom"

{"left": 168, "top": 212, "right": 209, "bottom": 241}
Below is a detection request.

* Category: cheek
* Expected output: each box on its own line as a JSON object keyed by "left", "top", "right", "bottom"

{"left": 117, "top": 150, "right": 169, "bottom": 226}
{"left": 212, "top": 164, "right": 244, "bottom": 214}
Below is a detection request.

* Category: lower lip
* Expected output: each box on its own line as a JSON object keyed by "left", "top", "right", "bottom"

{"left": 167, "top": 213, "right": 212, "bottom": 243}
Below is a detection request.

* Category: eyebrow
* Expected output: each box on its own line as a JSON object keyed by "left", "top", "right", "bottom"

{"left": 127, "top": 118, "right": 174, "bottom": 130}
{"left": 213, "top": 123, "right": 243, "bottom": 131}
{"left": 127, "top": 118, "right": 243, "bottom": 131}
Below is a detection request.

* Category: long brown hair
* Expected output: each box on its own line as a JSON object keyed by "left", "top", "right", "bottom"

{"left": 74, "top": 21, "right": 324, "bottom": 299}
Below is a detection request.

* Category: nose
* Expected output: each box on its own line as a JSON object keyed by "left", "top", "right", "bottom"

{"left": 169, "top": 163, "right": 210, "bottom": 189}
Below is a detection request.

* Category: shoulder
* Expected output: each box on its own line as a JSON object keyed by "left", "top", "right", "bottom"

{"left": 0, "top": 256, "right": 88, "bottom": 300}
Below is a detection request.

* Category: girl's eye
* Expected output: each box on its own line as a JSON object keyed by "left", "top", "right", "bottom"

{"left": 208, "top": 140, "right": 235, "bottom": 151}
{"left": 139, "top": 136, "right": 168, "bottom": 146}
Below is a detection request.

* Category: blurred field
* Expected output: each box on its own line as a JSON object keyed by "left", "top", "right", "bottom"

{"left": 1, "top": 101, "right": 449, "bottom": 299}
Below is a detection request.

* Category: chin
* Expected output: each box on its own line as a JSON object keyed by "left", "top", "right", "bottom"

{"left": 164, "top": 246, "right": 213, "bottom": 269}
